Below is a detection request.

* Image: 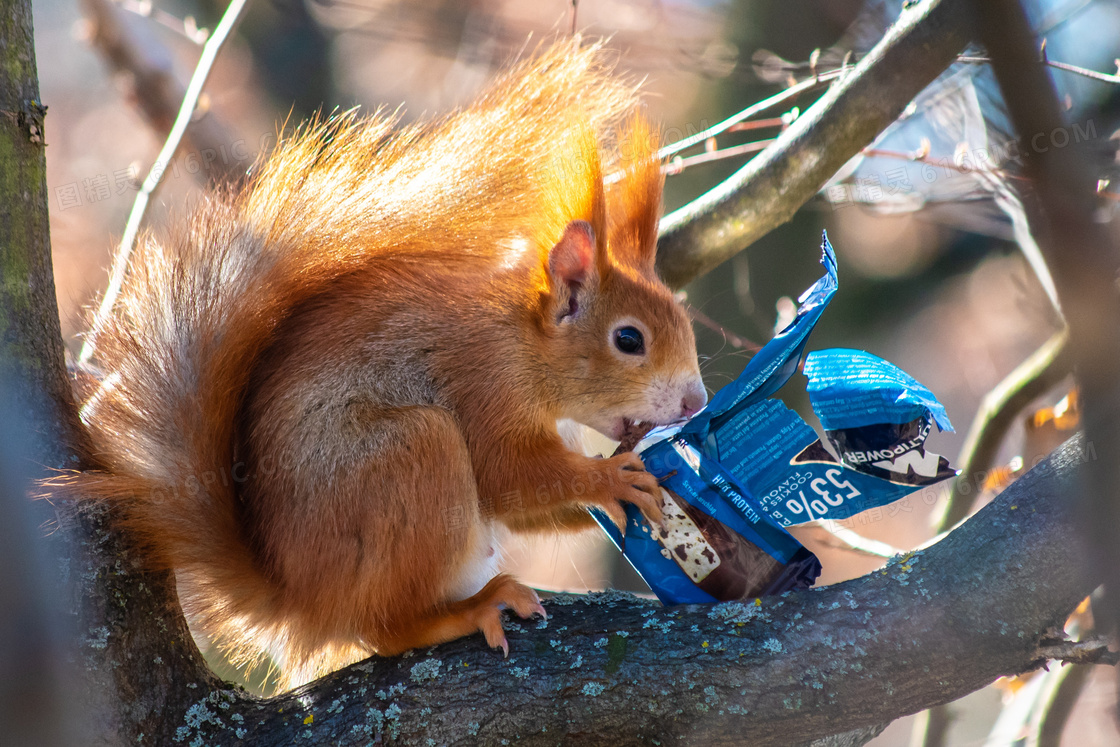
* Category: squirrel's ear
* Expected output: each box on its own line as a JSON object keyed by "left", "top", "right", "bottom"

{"left": 547, "top": 220, "right": 597, "bottom": 322}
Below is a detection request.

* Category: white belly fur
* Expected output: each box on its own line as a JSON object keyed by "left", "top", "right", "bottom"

{"left": 445, "top": 519, "right": 505, "bottom": 602}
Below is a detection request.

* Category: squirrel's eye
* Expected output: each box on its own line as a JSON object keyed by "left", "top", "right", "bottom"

{"left": 614, "top": 326, "right": 645, "bottom": 355}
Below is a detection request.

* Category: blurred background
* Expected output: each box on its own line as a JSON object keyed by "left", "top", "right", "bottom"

{"left": 31, "top": 0, "right": 1120, "bottom": 743}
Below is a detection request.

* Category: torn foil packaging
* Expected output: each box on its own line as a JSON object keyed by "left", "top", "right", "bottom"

{"left": 593, "top": 234, "right": 957, "bottom": 605}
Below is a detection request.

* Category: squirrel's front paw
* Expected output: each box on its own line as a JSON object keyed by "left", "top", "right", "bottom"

{"left": 594, "top": 452, "right": 663, "bottom": 530}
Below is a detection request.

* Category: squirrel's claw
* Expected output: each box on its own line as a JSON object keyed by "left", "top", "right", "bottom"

{"left": 476, "top": 576, "right": 543, "bottom": 656}
{"left": 600, "top": 452, "right": 664, "bottom": 527}
{"left": 600, "top": 499, "right": 629, "bottom": 531}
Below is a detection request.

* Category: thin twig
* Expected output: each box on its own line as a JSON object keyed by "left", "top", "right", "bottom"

{"left": 113, "top": 0, "right": 211, "bottom": 44}
{"left": 860, "top": 146, "right": 1025, "bottom": 183}
{"left": 605, "top": 137, "right": 781, "bottom": 187}
{"left": 657, "top": 70, "right": 840, "bottom": 161}
{"left": 80, "top": 0, "right": 242, "bottom": 181}
{"left": 765, "top": 48, "right": 1120, "bottom": 90}
{"left": 686, "top": 306, "right": 762, "bottom": 352}
{"left": 934, "top": 330, "right": 1070, "bottom": 533}
{"left": 727, "top": 117, "right": 786, "bottom": 133}
{"left": 663, "top": 139, "right": 777, "bottom": 175}
{"left": 799, "top": 521, "right": 903, "bottom": 559}
{"left": 858, "top": 146, "right": 1120, "bottom": 202}
{"left": 79, "top": 0, "right": 251, "bottom": 366}
{"left": 958, "top": 54, "right": 1120, "bottom": 85}
{"left": 1036, "top": 636, "right": 1120, "bottom": 666}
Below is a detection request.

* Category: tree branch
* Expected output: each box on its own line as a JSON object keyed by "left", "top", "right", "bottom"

{"left": 75, "top": 436, "right": 1096, "bottom": 746}
{"left": 79, "top": 0, "right": 241, "bottom": 184}
{"left": 972, "top": 0, "right": 1120, "bottom": 635}
{"left": 79, "top": 0, "right": 250, "bottom": 366}
{"left": 937, "top": 329, "right": 1070, "bottom": 532}
{"left": 655, "top": 0, "right": 973, "bottom": 288}
{"left": 0, "top": 0, "right": 85, "bottom": 470}
{"left": 57, "top": 503, "right": 222, "bottom": 744}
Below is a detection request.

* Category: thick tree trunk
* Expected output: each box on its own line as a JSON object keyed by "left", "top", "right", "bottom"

{"left": 1, "top": 1, "right": 100, "bottom": 744}
{"left": 0, "top": 0, "right": 83, "bottom": 469}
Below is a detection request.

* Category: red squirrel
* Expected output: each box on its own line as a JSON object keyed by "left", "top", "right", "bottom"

{"left": 66, "top": 41, "right": 706, "bottom": 688}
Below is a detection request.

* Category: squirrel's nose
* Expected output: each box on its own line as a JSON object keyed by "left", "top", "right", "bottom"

{"left": 680, "top": 380, "right": 707, "bottom": 419}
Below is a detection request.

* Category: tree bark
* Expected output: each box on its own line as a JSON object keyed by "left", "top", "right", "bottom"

{"left": 0, "top": 1, "right": 110, "bottom": 743}
{"left": 96, "top": 437, "right": 1096, "bottom": 746}
{"left": 0, "top": 0, "right": 84, "bottom": 470}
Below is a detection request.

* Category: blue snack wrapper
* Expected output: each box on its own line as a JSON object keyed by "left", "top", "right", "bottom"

{"left": 714, "top": 353, "right": 955, "bottom": 526}
{"left": 801, "top": 348, "right": 956, "bottom": 496}
{"left": 593, "top": 233, "right": 957, "bottom": 605}
{"left": 683, "top": 231, "right": 838, "bottom": 443}
{"left": 595, "top": 435, "right": 821, "bottom": 604}
{"left": 804, "top": 348, "right": 952, "bottom": 433}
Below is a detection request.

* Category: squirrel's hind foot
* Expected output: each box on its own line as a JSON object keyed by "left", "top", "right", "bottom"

{"left": 373, "top": 573, "right": 545, "bottom": 658}
{"left": 470, "top": 574, "right": 546, "bottom": 657}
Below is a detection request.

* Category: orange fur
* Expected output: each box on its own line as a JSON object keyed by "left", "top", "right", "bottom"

{"left": 56, "top": 41, "right": 705, "bottom": 688}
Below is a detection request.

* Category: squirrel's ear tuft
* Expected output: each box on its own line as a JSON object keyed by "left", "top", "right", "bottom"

{"left": 547, "top": 221, "right": 597, "bottom": 321}
{"left": 607, "top": 112, "right": 663, "bottom": 276}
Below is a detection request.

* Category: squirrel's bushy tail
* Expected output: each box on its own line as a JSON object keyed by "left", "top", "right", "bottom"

{"left": 56, "top": 40, "right": 644, "bottom": 685}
